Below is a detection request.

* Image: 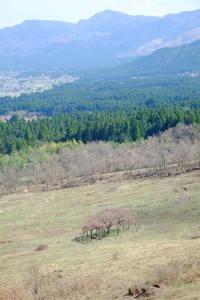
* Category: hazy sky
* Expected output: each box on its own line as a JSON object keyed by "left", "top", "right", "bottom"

{"left": 1, "top": 0, "right": 200, "bottom": 29}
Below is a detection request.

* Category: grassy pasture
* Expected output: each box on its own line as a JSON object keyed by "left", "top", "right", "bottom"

{"left": 0, "top": 170, "right": 200, "bottom": 299}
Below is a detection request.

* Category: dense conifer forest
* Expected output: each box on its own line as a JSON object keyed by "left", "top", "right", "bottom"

{"left": 0, "top": 105, "right": 199, "bottom": 154}
{"left": 0, "top": 75, "right": 200, "bottom": 154}
{"left": 0, "top": 75, "right": 200, "bottom": 116}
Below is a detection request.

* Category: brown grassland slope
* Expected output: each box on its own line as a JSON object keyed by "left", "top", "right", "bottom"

{"left": 0, "top": 170, "right": 200, "bottom": 299}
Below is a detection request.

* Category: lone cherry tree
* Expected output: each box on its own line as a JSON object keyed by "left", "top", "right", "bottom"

{"left": 82, "top": 219, "right": 106, "bottom": 239}
{"left": 82, "top": 207, "right": 133, "bottom": 239}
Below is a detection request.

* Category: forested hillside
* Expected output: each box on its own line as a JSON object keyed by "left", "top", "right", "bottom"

{"left": 0, "top": 124, "right": 199, "bottom": 194}
{"left": 0, "top": 104, "right": 199, "bottom": 154}
{"left": 87, "top": 39, "right": 200, "bottom": 80}
{"left": 0, "top": 74, "right": 200, "bottom": 154}
{"left": 110, "top": 39, "right": 200, "bottom": 77}
{"left": 1, "top": 76, "right": 200, "bottom": 116}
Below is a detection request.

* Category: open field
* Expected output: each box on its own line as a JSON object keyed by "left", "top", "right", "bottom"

{"left": 0, "top": 170, "right": 200, "bottom": 299}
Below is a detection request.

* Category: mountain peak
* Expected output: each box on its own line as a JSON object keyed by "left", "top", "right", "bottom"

{"left": 0, "top": 9, "right": 200, "bottom": 70}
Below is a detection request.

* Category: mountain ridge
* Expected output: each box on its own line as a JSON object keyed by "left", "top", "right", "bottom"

{"left": 105, "top": 38, "right": 200, "bottom": 78}
{"left": 0, "top": 9, "right": 200, "bottom": 70}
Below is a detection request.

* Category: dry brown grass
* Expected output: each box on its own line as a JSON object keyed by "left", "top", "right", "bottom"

{"left": 0, "top": 170, "right": 200, "bottom": 299}
{"left": 0, "top": 284, "right": 27, "bottom": 300}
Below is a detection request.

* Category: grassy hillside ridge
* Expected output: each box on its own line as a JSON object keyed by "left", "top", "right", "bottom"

{"left": 0, "top": 170, "right": 200, "bottom": 299}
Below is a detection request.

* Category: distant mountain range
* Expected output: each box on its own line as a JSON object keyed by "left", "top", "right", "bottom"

{"left": 0, "top": 9, "right": 200, "bottom": 70}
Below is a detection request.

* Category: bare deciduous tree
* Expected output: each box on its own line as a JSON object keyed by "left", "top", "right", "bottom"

{"left": 0, "top": 124, "right": 199, "bottom": 194}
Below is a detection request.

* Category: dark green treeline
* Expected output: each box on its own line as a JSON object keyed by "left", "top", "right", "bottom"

{"left": 1, "top": 76, "right": 200, "bottom": 116}
{"left": 0, "top": 105, "right": 199, "bottom": 154}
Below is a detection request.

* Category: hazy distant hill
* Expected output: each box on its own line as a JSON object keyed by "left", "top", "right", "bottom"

{"left": 111, "top": 39, "right": 200, "bottom": 77}
{"left": 0, "top": 9, "right": 200, "bottom": 70}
